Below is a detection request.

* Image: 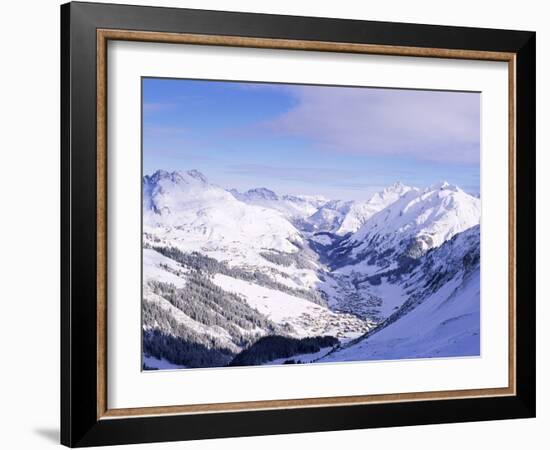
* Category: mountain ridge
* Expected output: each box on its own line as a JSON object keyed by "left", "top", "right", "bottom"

{"left": 141, "top": 169, "right": 480, "bottom": 369}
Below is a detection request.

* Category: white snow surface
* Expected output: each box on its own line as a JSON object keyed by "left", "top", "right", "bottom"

{"left": 321, "top": 270, "right": 480, "bottom": 362}
{"left": 366, "top": 279, "right": 408, "bottom": 318}
{"left": 344, "top": 182, "right": 480, "bottom": 260}
{"left": 143, "top": 170, "right": 325, "bottom": 294}
{"left": 143, "top": 248, "right": 187, "bottom": 287}
{"left": 143, "top": 170, "right": 303, "bottom": 262}
{"left": 308, "top": 233, "right": 334, "bottom": 246}
{"left": 143, "top": 287, "right": 240, "bottom": 350}
{"left": 336, "top": 182, "right": 414, "bottom": 234}
{"left": 230, "top": 187, "right": 328, "bottom": 220}
{"left": 212, "top": 274, "right": 373, "bottom": 341}
{"left": 322, "top": 225, "right": 481, "bottom": 362}
{"left": 142, "top": 355, "right": 187, "bottom": 370}
{"left": 141, "top": 170, "right": 481, "bottom": 368}
{"left": 304, "top": 182, "right": 414, "bottom": 235}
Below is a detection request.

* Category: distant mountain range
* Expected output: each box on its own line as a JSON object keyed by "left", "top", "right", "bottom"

{"left": 142, "top": 169, "right": 480, "bottom": 369}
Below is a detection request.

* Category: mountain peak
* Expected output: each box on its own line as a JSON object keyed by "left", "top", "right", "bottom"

{"left": 389, "top": 181, "right": 405, "bottom": 189}
{"left": 186, "top": 169, "right": 208, "bottom": 183}
{"left": 384, "top": 181, "right": 411, "bottom": 193}
{"left": 244, "top": 187, "right": 279, "bottom": 201}
{"left": 345, "top": 178, "right": 480, "bottom": 262}
{"left": 427, "top": 181, "right": 460, "bottom": 192}
{"left": 147, "top": 169, "right": 171, "bottom": 182}
{"left": 145, "top": 169, "right": 208, "bottom": 185}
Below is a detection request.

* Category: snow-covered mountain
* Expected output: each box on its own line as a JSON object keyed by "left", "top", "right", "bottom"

{"left": 141, "top": 169, "right": 481, "bottom": 370}
{"left": 337, "top": 182, "right": 414, "bottom": 234}
{"left": 330, "top": 181, "right": 480, "bottom": 270}
{"left": 142, "top": 170, "right": 376, "bottom": 368}
{"left": 143, "top": 170, "right": 302, "bottom": 262}
{"left": 305, "top": 199, "right": 353, "bottom": 233}
{"left": 320, "top": 225, "right": 480, "bottom": 362}
{"left": 304, "top": 182, "right": 414, "bottom": 235}
{"left": 229, "top": 187, "right": 328, "bottom": 222}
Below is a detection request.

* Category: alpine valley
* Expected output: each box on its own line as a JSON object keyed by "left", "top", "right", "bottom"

{"left": 142, "top": 169, "right": 481, "bottom": 370}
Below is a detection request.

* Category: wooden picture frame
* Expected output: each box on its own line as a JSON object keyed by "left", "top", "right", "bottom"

{"left": 61, "top": 1, "right": 535, "bottom": 447}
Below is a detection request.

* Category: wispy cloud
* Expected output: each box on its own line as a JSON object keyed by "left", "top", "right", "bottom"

{"left": 261, "top": 86, "right": 480, "bottom": 164}
{"left": 225, "top": 164, "right": 363, "bottom": 184}
{"left": 142, "top": 78, "right": 480, "bottom": 199}
{"left": 223, "top": 164, "right": 390, "bottom": 199}
{"left": 224, "top": 164, "right": 404, "bottom": 192}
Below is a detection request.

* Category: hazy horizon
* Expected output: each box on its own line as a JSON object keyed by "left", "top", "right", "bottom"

{"left": 143, "top": 78, "right": 480, "bottom": 201}
{"left": 144, "top": 167, "right": 480, "bottom": 202}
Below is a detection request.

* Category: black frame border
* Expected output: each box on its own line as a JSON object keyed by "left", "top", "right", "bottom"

{"left": 61, "top": 2, "right": 535, "bottom": 447}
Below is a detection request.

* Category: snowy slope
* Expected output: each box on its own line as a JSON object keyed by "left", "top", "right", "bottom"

{"left": 321, "top": 226, "right": 480, "bottom": 362}
{"left": 142, "top": 169, "right": 481, "bottom": 369}
{"left": 306, "top": 199, "right": 353, "bottom": 233}
{"left": 321, "top": 271, "right": 480, "bottom": 361}
{"left": 305, "top": 182, "right": 414, "bottom": 235}
{"left": 143, "top": 170, "right": 341, "bottom": 305}
{"left": 143, "top": 170, "right": 303, "bottom": 265}
{"left": 332, "top": 181, "right": 480, "bottom": 269}
{"left": 229, "top": 187, "right": 328, "bottom": 221}
{"left": 213, "top": 274, "right": 374, "bottom": 341}
{"left": 143, "top": 248, "right": 188, "bottom": 288}
{"left": 143, "top": 287, "right": 238, "bottom": 350}
{"left": 337, "top": 182, "right": 414, "bottom": 234}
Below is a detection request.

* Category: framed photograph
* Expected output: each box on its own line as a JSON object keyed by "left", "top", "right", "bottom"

{"left": 61, "top": 2, "right": 536, "bottom": 447}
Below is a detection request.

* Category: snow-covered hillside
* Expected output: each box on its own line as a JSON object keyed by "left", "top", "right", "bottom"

{"left": 229, "top": 187, "right": 328, "bottom": 222}
{"left": 212, "top": 273, "right": 373, "bottom": 341}
{"left": 303, "top": 182, "right": 413, "bottom": 235}
{"left": 143, "top": 170, "right": 302, "bottom": 259}
{"left": 330, "top": 181, "right": 480, "bottom": 270}
{"left": 321, "top": 226, "right": 480, "bottom": 362}
{"left": 141, "top": 169, "right": 481, "bottom": 370}
{"left": 337, "top": 182, "right": 414, "bottom": 234}
{"left": 321, "top": 271, "right": 480, "bottom": 361}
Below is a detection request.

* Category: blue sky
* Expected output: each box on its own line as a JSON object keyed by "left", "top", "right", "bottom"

{"left": 143, "top": 78, "right": 480, "bottom": 200}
